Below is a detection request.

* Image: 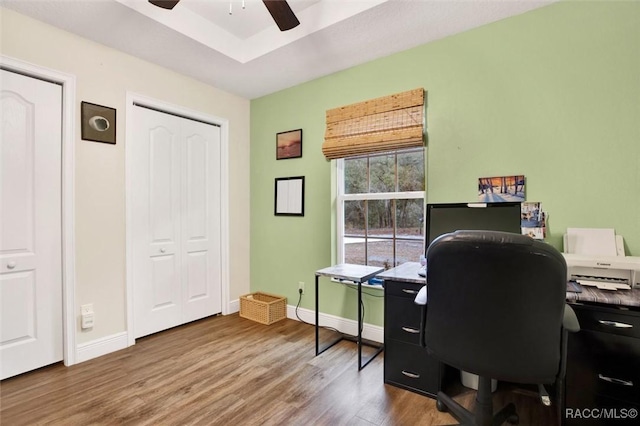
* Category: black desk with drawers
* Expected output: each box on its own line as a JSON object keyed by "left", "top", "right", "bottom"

{"left": 565, "top": 290, "right": 640, "bottom": 425}
{"left": 377, "top": 262, "right": 442, "bottom": 397}
{"left": 379, "top": 262, "right": 640, "bottom": 425}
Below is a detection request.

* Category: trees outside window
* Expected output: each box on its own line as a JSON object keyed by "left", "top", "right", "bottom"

{"left": 337, "top": 148, "right": 425, "bottom": 269}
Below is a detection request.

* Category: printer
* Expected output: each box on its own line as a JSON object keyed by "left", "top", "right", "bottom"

{"left": 563, "top": 228, "right": 640, "bottom": 290}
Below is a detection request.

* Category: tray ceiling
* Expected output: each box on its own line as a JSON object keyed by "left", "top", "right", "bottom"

{"left": 2, "top": 0, "right": 556, "bottom": 99}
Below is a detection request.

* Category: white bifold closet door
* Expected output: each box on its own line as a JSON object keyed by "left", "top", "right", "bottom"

{"left": 132, "top": 105, "right": 221, "bottom": 339}
{"left": 1, "top": 69, "right": 63, "bottom": 379}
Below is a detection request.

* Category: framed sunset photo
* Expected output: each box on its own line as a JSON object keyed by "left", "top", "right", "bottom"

{"left": 276, "top": 129, "right": 302, "bottom": 160}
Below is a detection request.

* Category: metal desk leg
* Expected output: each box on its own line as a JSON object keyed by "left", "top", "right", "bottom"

{"left": 315, "top": 274, "right": 343, "bottom": 356}
{"left": 357, "top": 279, "right": 384, "bottom": 370}
{"left": 315, "top": 274, "right": 319, "bottom": 355}
{"left": 358, "top": 280, "right": 363, "bottom": 370}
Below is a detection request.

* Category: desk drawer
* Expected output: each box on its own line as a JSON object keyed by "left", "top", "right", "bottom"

{"left": 384, "top": 339, "right": 442, "bottom": 397}
{"left": 384, "top": 280, "right": 424, "bottom": 299}
{"left": 385, "top": 294, "right": 422, "bottom": 345}
{"left": 571, "top": 304, "right": 640, "bottom": 339}
{"left": 567, "top": 329, "right": 640, "bottom": 405}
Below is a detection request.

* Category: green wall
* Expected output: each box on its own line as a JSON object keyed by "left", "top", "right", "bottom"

{"left": 250, "top": 1, "right": 640, "bottom": 326}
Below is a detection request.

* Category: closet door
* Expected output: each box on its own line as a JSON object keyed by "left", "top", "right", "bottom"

{"left": 1, "top": 69, "right": 63, "bottom": 379}
{"left": 181, "top": 119, "right": 221, "bottom": 322}
{"left": 131, "top": 105, "right": 222, "bottom": 339}
{"left": 132, "top": 108, "right": 182, "bottom": 338}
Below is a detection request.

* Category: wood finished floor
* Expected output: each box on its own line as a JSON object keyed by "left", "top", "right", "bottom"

{"left": 1, "top": 314, "right": 558, "bottom": 425}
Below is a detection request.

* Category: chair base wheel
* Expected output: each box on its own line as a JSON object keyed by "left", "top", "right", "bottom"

{"left": 436, "top": 399, "right": 447, "bottom": 412}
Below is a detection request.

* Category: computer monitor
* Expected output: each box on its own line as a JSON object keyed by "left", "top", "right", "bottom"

{"left": 425, "top": 202, "right": 522, "bottom": 249}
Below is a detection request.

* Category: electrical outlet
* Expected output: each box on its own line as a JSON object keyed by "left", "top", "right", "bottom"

{"left": 298, "top": 281, "right": 305, "bottom": 294}
{"left": 81, "top": 303, "right": 94, "bottom": 329}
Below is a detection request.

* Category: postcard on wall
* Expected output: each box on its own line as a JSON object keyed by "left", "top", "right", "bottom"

{"left": 521, "top": 201, "right": 547, "bottom": 240}
{"left": 478, "top": 175, "right": 525, "bottom": 203}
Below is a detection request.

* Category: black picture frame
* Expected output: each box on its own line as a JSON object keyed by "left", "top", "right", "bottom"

{"left": 276, "top": 129, "right": 302, "bottom": 160}
{"left": 81, "top": 101, "right": 116, "bottom": 144}
{"left": 274, "top": 176, "right": 305, "bottom": 216}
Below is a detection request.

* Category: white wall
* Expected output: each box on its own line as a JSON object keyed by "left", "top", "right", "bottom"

{"left": 0, "top": 7, "right": 251, "bottom": 345}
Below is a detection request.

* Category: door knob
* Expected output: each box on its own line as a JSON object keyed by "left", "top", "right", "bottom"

{"left": 7, "top": 261, "right": 16, "bottom": 269}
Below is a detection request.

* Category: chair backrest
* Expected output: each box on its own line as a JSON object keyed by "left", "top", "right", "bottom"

{"left": 425, "top": 230, "right": 567, "bottom": 384}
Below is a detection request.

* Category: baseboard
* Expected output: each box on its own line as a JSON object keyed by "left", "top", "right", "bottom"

{"left": 287, "top": 305, "right": 384, "bottom": 343}
{"left": 75, "top": 305, "right": 380, "bottom": 363}
{"left": 76, "top": 332, "right": 128, "bottom": 364}
{"left": 228, "top": 299, "right": 239, "bottom": 314}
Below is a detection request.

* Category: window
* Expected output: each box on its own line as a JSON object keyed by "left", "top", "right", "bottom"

{"left": 337, "top": 148, "right": 425, "bottom": 268}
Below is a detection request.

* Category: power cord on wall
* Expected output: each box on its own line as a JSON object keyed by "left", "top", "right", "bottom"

{"left": 295, "top": 288, "right": 315, "bottom": 326}
{"left": 295, "top": 288, "right": 347, "bottom": 336}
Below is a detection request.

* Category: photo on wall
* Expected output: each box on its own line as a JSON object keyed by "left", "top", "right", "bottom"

{"left": 521, "top": 201, "right": 547, "bottom": 240}
{"left": 81, "top": 101, "right": 116, "bottom": 144}
{"left": 478, "top": 175, "right": 525, "bottom": 203}
{"left": 276, "top": 129, "right": 302, "bottom": 160}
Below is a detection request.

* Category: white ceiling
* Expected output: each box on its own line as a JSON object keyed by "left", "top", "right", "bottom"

{"left": 2, "top": 0, "right": 556, "bottom": 99}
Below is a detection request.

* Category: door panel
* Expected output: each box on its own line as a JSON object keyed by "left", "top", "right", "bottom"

{"left": 133, "top": 110, "right": 182, "bottom": 338}
{"left": 186, "top": 135, "right": 207, "bottom": 240}
{"left": 181, "top": 119, "right": 221, "bottom": 322}
{"left": 186, "top": 251, "right": 208, "bottom": 300}
{"left": 1, "top": 271, "right": 36, "bottom": 343}
{"left": 1, "top": 69, "right": 63, "bottom": 379}
{"left": 1, "top": 94, "right": 34, "bottom": 255}
{"left": 149, "top": 127, "right": 179, "bottom": 246}
{"left": 150, "top": 255, "right": 179, "bottom": 309}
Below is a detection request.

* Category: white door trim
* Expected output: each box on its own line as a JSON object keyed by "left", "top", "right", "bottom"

{"left": 0, "top": 55, "right": 77, "bottom": 366}
{"left": 125, "top": 92, "right": 230, "bottom": 347}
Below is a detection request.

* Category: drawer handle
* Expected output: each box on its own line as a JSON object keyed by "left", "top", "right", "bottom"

{"left": 598, "top": 320, "right": 633, "bottom": 329}
{"left": 401, "top": 370, "right": 420, "bottom": 379}
{"left": 402, "top": 289, "right": 418, "bottom": 295}
{"left": 598, "top": 374, "right": 633, "bottom": 387}
{"left": 401, "top": 327, "right": 420, "bottom": 334}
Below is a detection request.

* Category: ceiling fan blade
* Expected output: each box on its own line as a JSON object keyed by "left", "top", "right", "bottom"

{"left": 263, "top": 0, "right": 300, "bottom": 31}
{"left": 148, "top": 0, "right": 180, "bottom": 10}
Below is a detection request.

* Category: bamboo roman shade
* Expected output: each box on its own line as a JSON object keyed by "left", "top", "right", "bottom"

{"left": 322, "top": 88, "right": 425, "bottom": 160}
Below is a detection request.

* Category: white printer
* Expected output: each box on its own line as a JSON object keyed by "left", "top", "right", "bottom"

{"left": 562, "top": 228, "right": 640, "bottom": 290}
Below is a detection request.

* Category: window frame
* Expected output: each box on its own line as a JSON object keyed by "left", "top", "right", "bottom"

{"left": 336, "top": 148, "right": 426, "bottom": 267}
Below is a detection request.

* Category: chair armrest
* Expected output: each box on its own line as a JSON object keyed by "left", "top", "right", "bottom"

{"left": 413, "top": 286, "right": 428, "bottom": 347}
{"left": 414, "top": 286, "right": 427, "bottom": 305}
{"left": 563, "top": 304, "right": 580, "bottom": 333}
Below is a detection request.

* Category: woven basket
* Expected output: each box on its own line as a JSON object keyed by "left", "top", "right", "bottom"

{"left": 239, "top": 292, "right": 287, "bottom": 325}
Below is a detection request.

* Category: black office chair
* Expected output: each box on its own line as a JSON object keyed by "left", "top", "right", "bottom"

{"left": 417, "top": 230, "right": 579, "bottom": 426}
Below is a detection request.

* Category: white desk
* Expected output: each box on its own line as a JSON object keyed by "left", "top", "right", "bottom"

{"left": 315, "top": 264, "right": 384, "bottom": 370}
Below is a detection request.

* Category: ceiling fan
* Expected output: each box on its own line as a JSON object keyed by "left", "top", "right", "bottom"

{"left": 148, "top": 0, "right": 300, "bottom": 31}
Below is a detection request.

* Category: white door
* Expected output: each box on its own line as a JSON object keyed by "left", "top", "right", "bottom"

{"left": 180, "top": 118, "right": 222, "bottom": 323}
{"left": 132, "top": 106, "right": 221, "bottom": 338}
{"left": 0, "top": 69, "right": 63, "bottom": 379}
